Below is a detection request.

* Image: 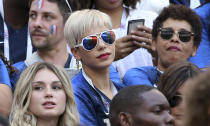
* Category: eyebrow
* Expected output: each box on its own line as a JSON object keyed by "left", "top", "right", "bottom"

{"left": 32, "top": 81, "right": 61, "bottom": 85}
{"left": 153, "top": 103, "right": 170, "bottom": 109}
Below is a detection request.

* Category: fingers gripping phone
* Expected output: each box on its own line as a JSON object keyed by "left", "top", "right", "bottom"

{"left": 127, "top": 19, "right": 145, "bottom": 34}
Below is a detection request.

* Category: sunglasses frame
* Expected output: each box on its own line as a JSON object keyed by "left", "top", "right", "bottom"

{"left": 159, "top": 28, "right": 194, "bottom": 42}
{"left": 74, "top": 30, "right": 115, "bottom": 51}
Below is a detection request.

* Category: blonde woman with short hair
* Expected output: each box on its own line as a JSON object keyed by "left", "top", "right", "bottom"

{"left": 64, "top": 9, "right": 124, "bottom": 126}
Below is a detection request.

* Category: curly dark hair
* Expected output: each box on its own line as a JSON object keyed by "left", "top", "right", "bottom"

{"left": 184, "top": 70, "right": 210, "bottom": 126}
{"left": 152, "top": 4, "right": 202, "bottom": 47}
{"left": 0, "top": 51, "right": 16, "bottom": 74}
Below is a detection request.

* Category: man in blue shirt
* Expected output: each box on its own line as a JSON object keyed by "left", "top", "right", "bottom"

{"left": 123, "top": 4, "right": 202, "bottom": 87}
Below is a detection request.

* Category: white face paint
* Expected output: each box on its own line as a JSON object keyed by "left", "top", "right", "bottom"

{"left": 34, "top": 0, "right": 45, "bottom": 10}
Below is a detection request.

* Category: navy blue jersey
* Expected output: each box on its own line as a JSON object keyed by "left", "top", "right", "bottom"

{"left": 0, "top": 15, "right": 33, "bottom": 64}
{"left": 71, "top": 70, "right": 124, "bottom": 126}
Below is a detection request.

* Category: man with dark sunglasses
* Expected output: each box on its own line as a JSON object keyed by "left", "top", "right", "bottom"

{"left": 123, "top": 4, "right": 202, "bottom": 87}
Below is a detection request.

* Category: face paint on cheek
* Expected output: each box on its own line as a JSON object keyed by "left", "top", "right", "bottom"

{"left": 50, "top": 25, "right": 57, "bottom": 35}
{"left": 34, "top": 0, "right": 44, "bottom": 10}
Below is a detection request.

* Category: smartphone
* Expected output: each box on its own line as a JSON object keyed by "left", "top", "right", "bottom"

{"left": 127, "top": 19, "right": 145, "bottom": 34}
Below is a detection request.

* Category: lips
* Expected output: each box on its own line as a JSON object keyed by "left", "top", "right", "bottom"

{"left": 97, "top": 53, "right": 110, "bottom": 59}
{"left": 42, "top": 101, "right": 56, "bottom": 109}
{"left": 167, "top": 46, "right": 181, "bottom": 51}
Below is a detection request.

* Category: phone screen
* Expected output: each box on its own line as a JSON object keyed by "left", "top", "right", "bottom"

{"left": 127, "top": 19, "right": 145, "bottom": 34}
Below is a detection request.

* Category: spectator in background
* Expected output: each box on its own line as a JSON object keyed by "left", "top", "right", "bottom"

{"left": 189, "top": 0, "right": 210, "bottom": 70}
{"left": 0, "top": 0, "right": 33, "bottom": 63}
{"left": 109, "top": 85, "right": 174, "bottom": 126}
{"left": 64, "top": 9, "right": 124, "bottom": 126}
{"left": 10, "top": 0, "right": 72, "bottom": 90}
{"left": 0, "top": 51, "right": 13, "bottom": 117}
{"left": 123, "top": 4, "right": 202, "bottom": 87}
{"left": 183, "top": 70, "right": 210, "bottom": 126}
{"left": 158, "top": 61, "right": 201, "bottom": 126}
{"left": 10, "top": 62, "right": 79, "bottom": 126}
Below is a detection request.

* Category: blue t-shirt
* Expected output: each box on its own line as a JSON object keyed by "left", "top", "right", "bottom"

{"left": 72, "top": 70, "right": 124, "bottom": 126}
{"left": 0, "top": 15, "right": 33, "bottom": 63}
{"left": 0, "top": 58, "right": 11, "bottom": 88}
{"left": 123, "top": 66, "right": 162, "bottom": 87}
{"left": 189, "top": 3, "right": 210, "bottom": 68}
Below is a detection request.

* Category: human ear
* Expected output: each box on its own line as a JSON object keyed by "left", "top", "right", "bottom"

{"left": 119, "top": 112, "right": 132, "bottom": 126}
{"left": 191, "top": 45, "right": 198, "bottom": 57}
{"left": 151, "top": 38, "right": 156, "bottom": 52}
{"left": 71, "top": 48, "right": 81, "bottom": 60}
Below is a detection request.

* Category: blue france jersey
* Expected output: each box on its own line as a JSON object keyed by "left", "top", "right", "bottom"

{"left": 71, "top": 71, "right": 124, "bottom": 126}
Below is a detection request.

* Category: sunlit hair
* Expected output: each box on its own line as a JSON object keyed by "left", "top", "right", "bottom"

{"left": 184, "top": 70, "right": 210, "bottom": 126}
{"left": 64, "top": 9, "right": 112, "bottom": 48}
{"left": 10, "top": 62, "right": 79, "bottom": 126}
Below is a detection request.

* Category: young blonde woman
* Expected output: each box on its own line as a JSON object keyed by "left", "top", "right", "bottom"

{"left": 64, "top": 9, "right": 124, "bottom": 126}
{"left": 10, "top": 62, "right": 79, "bottom": 126}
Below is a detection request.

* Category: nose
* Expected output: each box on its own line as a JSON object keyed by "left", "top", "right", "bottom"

{"left": 165, "top": 111, "right": 175, "bottom": 125}
{"left": 45, "top": 87, "right": 53, "bottom": 98}
{"left": 30, "top": 16, "right": 43, "bottom": 29}
{"left": 170, "top": 31, "right": 180, "bottom": 43}
{"left": 97, "top": 37, "right": 106, "bottom": 50}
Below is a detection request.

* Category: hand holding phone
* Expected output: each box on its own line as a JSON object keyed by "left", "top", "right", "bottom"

{"left": 127, "top": 19, "right": 145, "bottom": 34}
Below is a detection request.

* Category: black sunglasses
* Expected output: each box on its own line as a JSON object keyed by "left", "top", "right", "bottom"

{"left": 159, "top": 28, "right": 194, "bottom": 42}
{"left": 169, "top": 94, "right": 182, "bottom": 108}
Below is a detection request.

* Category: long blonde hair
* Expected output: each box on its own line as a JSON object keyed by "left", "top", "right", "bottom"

{"left": 10, "top": 62, "right": 79, "bottom": 126}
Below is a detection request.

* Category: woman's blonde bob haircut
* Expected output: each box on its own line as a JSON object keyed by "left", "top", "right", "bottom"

{"left": 10, "top": 62, "right": 79, "bottom": 126}
{"left": 64, "top": 9, "right": 113, "bottom": 48}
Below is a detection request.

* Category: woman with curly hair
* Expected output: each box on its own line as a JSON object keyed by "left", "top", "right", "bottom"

{"left": 10, "top": 62, "right": 79, "bottom": 126}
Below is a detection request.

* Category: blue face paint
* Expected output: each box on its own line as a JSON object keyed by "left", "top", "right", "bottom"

{"left": 50, "top": 25, "right": 57, "bottom": 35}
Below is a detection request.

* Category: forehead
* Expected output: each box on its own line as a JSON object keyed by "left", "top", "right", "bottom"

{"left": 33, "top": 68, "right": 59, "bottom": 82}
{"left": 83, "top": 26, "right": 109, "bottom": 38}
{"left": 30, "top": 0, "right": 61, "bottom": 15}
{"left": 162, "top": 18, "right": 192, "bottom": 31}
{"left": 141, "top": 89, "right": 169, "bottom": 108}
